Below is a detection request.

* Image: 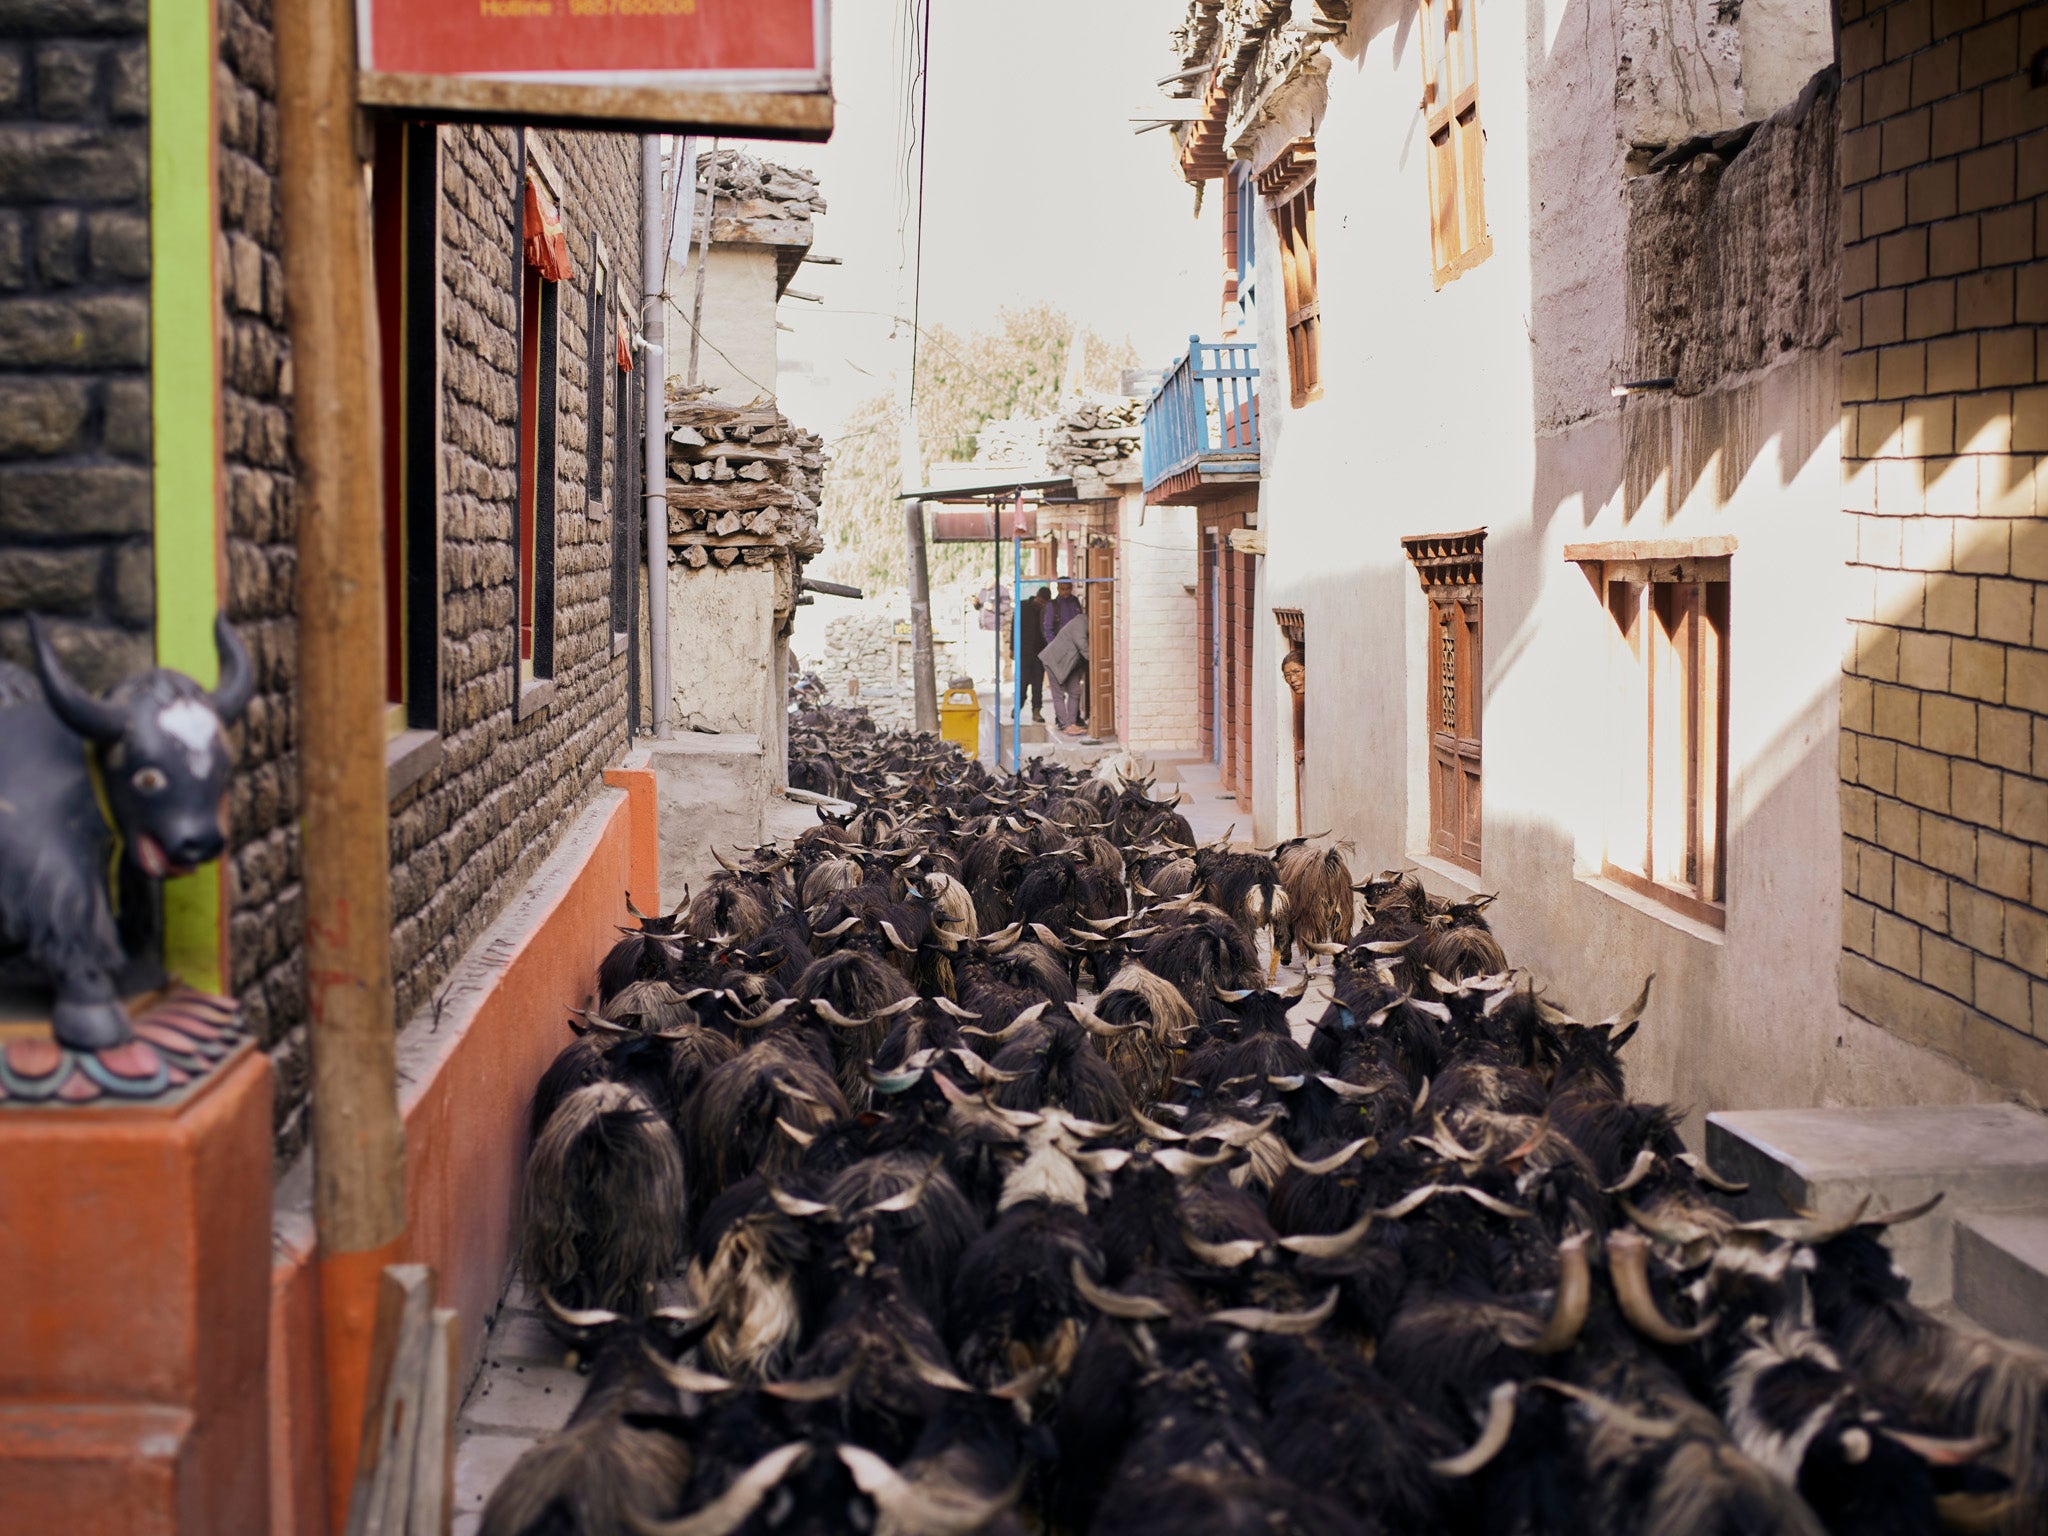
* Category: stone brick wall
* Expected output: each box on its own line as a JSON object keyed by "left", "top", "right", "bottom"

{"left": 0, "top": 0, "right": 154, "bottom": 690}
{"left": 215, "top": 0, "right": 310, "bottom": 1158}
{"left": 1836, "top": 0, "right": 2048, "bottom": 1095}
{"left": 1116, "top": 494, "right": 1201, "bottom": 753}
{"left": 382, "top": 125, "right": 638, "bottom": 1041}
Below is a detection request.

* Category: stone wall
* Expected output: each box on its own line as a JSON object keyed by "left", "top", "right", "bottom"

{"left": 216, "top": 0, "right": 311, "bottom": 1158}
{"left": 1624, "top": 70, "right": 1843, "bottom": 392}
{"left": 381, "top": 123, "right": 638, "bottom": 1057}
{"left": 807, "top": 584, "right": 992, "bottom": 731}
{"left": 0, "top": 0, "right": 154, "bottom": 689}
{"left": 1835, "top": 0, "right": 2048, "bottom": 1097}
{"left": 1115, "top": 492, "right": 1201, "bottom": 753}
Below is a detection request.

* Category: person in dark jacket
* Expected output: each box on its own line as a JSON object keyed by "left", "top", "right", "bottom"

{"left": 1042, "top": 578, "right": 1083, "bottom": 647}
{"left": 1018, "top": 586, "right": 1050, "bottom": 721}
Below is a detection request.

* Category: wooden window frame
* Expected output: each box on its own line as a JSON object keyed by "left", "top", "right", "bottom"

{"left": 1417, "top": 0, "right": 1491, "bottom": 286}
{"left": 612, "top": 301, "right": 637, "bottom": 658}
{"left": 1275, "top": 607, "right": 1306, "bottom": 837}
{"left": 1222, "top": 163, "right": 1257, "bottom": 336}
{"left": 585, "top": 256, "right": 608, "bottom": 508}
{"left": 1258, "top": 147, "right": 1321, "bottom": 410}
{"left": 1570, "top": 545, "right": 1732, "bottom": 928}
{"left": 1403, "top": 529, "right": 1484, "bottom": 873}
{"left": 515, "top": 157, "right": 562, "bottom": 717}
{"left": 371, "top": 119, "right": 445, "bottom": 796}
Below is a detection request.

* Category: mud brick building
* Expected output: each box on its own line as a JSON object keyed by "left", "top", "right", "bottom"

{"left": 0, "top": 0, "right": 662, "bottom": 1524}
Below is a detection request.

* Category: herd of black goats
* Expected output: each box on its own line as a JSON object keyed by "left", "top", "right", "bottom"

{"left": 484, "top": 704, "right": 2046, "bottom": 1536}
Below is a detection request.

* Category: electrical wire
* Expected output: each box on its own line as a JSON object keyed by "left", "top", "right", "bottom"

{"left": 908, "top": 0, "right": 933, "bottom": 403}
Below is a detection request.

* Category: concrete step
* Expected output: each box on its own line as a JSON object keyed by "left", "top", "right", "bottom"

{"left": 1705, "top": 1104, "right": 2048, "bottom": 1307}
{"left": 1954, "top": 1212, "right": 2048, "bottom": 1351}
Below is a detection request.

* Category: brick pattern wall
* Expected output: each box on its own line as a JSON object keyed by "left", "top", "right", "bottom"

{"left": 1115, "top": 497, "right": 1202, "bottom": 752}
{"left": 216, "top": 0, "right": 310, "bottom": 1158}
{"left": 0, "top": 0, "right": 155, "bottom": 691}
{"left": 1837, "top": 0, "right": 2048, "bottom": 1091}
{"left": 382, "top": 125, "right": 637, "bottom": 1041}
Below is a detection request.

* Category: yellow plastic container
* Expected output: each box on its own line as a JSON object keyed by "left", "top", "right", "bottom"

{"left": 939, "top": 686, "right": 981, "bottom": 752}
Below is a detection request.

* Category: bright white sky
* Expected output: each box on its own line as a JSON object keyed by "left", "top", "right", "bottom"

{"left": 711, "top": 0, "right": 1219, "bottom": 440}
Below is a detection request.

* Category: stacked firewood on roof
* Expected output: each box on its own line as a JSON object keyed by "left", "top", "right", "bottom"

{"left": 1046, "top": 394, "right": 1143, "bottom": 496}
{"left": 663, "top": 385, "right": 825, "bottom": 572}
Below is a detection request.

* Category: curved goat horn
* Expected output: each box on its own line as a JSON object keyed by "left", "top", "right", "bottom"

{"left": 879, "top": 920, "right": 916, "bottom": 953}
{"left": 540, "top": 1291, "right": 622, "bottom": 1329}
{"left": 1603, "top": 1148, "right": 1661, "bottom": 1195}
{"left": 1879, "top": 1427, "right": 2004, "bottom": 1466}
{"left": 1070, "top": 1259, "right": 1172, "bottom": 1320}
{"left": 1027, "top": 923, "right": 1071, "bottom": 954}
{"left": 765, "top": 1186, "right": 833, "bottom": 1219}
{"left": 905, "top": 1354, "right": 976, "bottom": 1393}
{"left": 1607, "top": 1231, "right": 1716, "bottom": 1345}
{"left": 632, "top": 1443, "right": 812, "bottom": 1536}
{"left": 1673, "top": 1151, "right": 1749, "bottom": 1193}
{"left": 1516, "top": 1232, "right": 1591, "bottom": 1354}
{"left": 1281, "top": 1137, "right": 1376, "bottom": 1176}
{"left": 1736, "top": 1195, "right": 1873, "bottom": 1246}
{"left": 810, "top": 999, "right": 873, "bottom": 1030}
{"left": 931, "top": 997, "right": 981, "bottom": 1019}
{"left": 1430, "top": 1382, "right": 1519, "bottom": 1477}
{"left": 1070, "top": 1002, "right": 1134, "bottom": 1037}
{"left": 639, "top": 1340, "right": 737, "bottom": 1396}
{"left": 759, "top": 1366, "right": 860, "bottom": 1403}
{"left": 1180, "top": 1230, "right": 1266, "bottom": 1269}
{"left": 1130, "top": 1108, "right": 1188, "bottom": 1143}
{"left": 1208, "top": 1287, "right": 1339, "bottom": 1335}
{"left": 1277, "top": 1207, "right": 1376, "bottom": 1259}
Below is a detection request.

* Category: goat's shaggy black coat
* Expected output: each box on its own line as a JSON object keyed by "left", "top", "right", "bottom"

{"left": 503, "top": 706, "right": 2027, "bottom": 1536}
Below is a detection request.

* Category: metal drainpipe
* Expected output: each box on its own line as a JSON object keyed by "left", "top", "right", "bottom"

{"left": 643, "top": 134, "right": 673, "bottom": 738}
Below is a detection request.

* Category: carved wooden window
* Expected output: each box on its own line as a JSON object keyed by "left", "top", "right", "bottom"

{"left": 1403, "top": 530, "right": 1484, "bottom": 872}
{"left": 1418, "top": 0, "right": 1489, "bottom": 285}
{"left": 1258, "top": 141, "right": 1320, "bottom": 408}
{"left": 1573, "top": 546, "right": 1731, "bottom": 927}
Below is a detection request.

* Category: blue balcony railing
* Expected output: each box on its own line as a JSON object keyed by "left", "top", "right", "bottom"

{"left": 1141, "top": 335, "right": 1260, "bottom": 496}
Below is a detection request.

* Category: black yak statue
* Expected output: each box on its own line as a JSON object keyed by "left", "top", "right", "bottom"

{"left": 0, "top": 615, "right": 251, "bottom": 1050}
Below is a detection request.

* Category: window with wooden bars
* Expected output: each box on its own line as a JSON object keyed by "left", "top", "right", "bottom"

{"left": 1418, "top": 0, "right": 1490, "bottom": 286}
{"left": 1272, "top": 183, "right": 1320, "bottom": 407}
{"left": 1256, "top": 140, "right": 1320, "bottom": 408}
{"left": 1402, "top": 530, "right": 1484, "bottom": 872}
{"left": 1587, "top": 554, "right": 1731, "bottom": 927}
{"left": 1222, "top": 163, "right": 1257, "bottom": 337}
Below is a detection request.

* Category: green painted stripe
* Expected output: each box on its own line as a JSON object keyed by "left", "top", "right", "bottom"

{"left": 151, "top": 0, "right": 223, "bottom": 995}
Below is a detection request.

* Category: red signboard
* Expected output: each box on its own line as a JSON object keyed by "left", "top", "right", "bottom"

{"left": 356, "top": 0, "right": 831, "bottom": 136}
{"left": 930, "top": 507, "right": 1039, "bottom": 543}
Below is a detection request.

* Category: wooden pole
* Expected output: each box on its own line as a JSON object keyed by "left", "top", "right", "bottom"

{"left": 275, "top": 0, "right": 408, "bottom": 1521}
{"left": 904, "top": 500, "right": 937, "bottom": 733}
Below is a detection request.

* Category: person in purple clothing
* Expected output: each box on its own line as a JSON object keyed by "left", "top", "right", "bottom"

{"left": 1042, "top": 577, "right": 1082, "bottom": 646}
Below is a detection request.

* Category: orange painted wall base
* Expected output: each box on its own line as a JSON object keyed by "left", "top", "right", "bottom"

{"left": 268, "top": 773, "right": 658, "bottom": 1534}
{"left": 0, "top": 1047, "right": 275, "bottom": 1534}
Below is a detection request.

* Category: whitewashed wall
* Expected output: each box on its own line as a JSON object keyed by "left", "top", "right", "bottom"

{"left": 1229, "top": 0, "right": 1997, "bottom": 1125}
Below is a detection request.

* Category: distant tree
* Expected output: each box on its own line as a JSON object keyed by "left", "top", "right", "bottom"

{"left": 811, "top": 305, "right": 1138, "bottom": 592}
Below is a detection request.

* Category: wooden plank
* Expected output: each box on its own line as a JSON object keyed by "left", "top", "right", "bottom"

{"left": 1562, "top": 536, "right": 1737, "bottom": 562}
{"left": 344, "top": 1264, "right": 437, "bottom": 1536}
{"left": 404, "top": 1308, "right": 458, "bottom": 1536}
{"left": 357, "top": 73, "right": 834, "bottom": 140}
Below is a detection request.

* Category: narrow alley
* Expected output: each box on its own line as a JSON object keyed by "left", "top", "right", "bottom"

{"left": 0, "top": 1, "right": 2043, "bottom": 1533}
